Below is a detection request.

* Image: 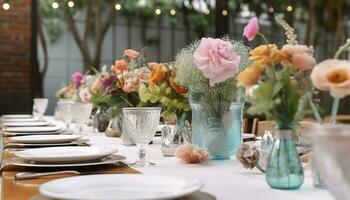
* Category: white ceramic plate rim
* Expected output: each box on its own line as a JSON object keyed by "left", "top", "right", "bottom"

{"left": 3, "top": 121, "right": 50, "bottom": 127}
{"left": 2, "top": 114, "right": 32, "bottom": 119}
{"left": 4, "top": 126, "right": 61, "bottom": 133}
{"left": 9, "top": 135, "right": 82, "bottom": 144}
{"left": 39, "top": 174, "right": 204, "bottom": 200}
{"left": 10, "top": 155, "right": 126, "bottom": 167}
{"left": 4, "top": 131, "right": 61, "bottom": 136}
{"left": 15, "top": 146, "right": 118, "bottom": 162}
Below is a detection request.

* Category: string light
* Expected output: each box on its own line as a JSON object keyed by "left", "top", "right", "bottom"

{"left": 52, "top": 2, "right": 59, "bottom": 9}
{"left": 287, "top": 5, "right": 293, "bottom": 12}
{"left": 222, "top": 9, "right": 228, "bottom": 16}
{"left": 155, "top": 8, "right": 161, "bottom": 15}
{"left": 115, "top": 3, "right": 121, "bottom": 11}
{"left": 268, "top": 7, "right": 274, "bottom": 13}
{"left": 170, "top": 9, "right": 176, "bottom": 16}
{"left": 2, "top": 2, "right": 10, "bottom": 10}
{"left": 68, "top": 1, "right": 74, "bottom": 8}
{"left": 205, "top": 10, "right": 210, "bottom": 15}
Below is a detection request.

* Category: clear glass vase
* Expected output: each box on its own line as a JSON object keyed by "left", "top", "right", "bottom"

{"left": 266, "top": 128, "right": 304, "bottom": 190}
{"left": 93, "top": 106, "right": 110, "bottom": 132}
{"left": 189, "top": 89, "right": 244, "bottom": 160}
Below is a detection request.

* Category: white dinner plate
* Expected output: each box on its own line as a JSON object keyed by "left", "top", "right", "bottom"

{"left": 40, "top": 174, "right": 204, "bottom": 200}
{"left": 9, "top": 155, "right": 126, "bottom": 168}
{"left": 3, "top": 121, "right": 50, "bottom": 127}
{"left": 2, "top": 114, "right": 32, "bottom": 119}
{"left": 4, "top": 126, "right": 61, "bottom": 133}
{"left": 9, "top": 135, "right": 82, "bottom": 144}
{"left": 243, "top": 133, "right": 255, "bottom": 140}
{"left": 3, "top": 131, "right": 61, "bottom": 136}
{"left": 1, "top": 118, "right": 38, "bottom": 122}
{"left": 15, "top": 146, "right": 118, "bottom": 163}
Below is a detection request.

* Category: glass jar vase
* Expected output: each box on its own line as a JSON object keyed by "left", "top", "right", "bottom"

{"left": 265, "top": 128, "right": 304, "bottom": 189}
{"left": 189, "top": 89, "right": 244, "bottom": 160}
{"left": 93, "top": 106, "right": 110, "bottom": 132}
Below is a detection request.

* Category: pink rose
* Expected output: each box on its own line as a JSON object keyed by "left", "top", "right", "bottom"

{"left": 311, "top": 59, "right": 350, "bottom": 99}
{"left": 194, "top": 37, "right": 241, "bottom": 86}
{"left": 124, "top": 49, "right": 140, "bottom": 59}
{"left": 79, "top": 88, "right": 91, "bottom": 102}
{"left": 243, "top": 17, "right": 259, "bottom": 41}
{"left": 281, "top": 44, "right": 316, "bottom": 71}
{"left": 71, "top": 72, "right": 83, "bottom": 86}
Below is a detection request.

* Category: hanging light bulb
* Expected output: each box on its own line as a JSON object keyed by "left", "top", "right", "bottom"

{"left": 68, "top": 1, "right": 74, "bottom": 8}
{"left": 52, "top": 2, "right": 59, "bottom": 9}
{"left": 170, "top": 9, "right": 176, "bottom": 16}
{"left": 268, "top": 7, "right": 274, "bottom": 13}
{"left": 115, "top": 3, "right": 122, "bottom": 11}
{"left": 222, "top": 9, "right": 228, "bottom": 16}
{"left": 2, "top": 2, "right": 10, "bottom": 10}
{"left": 155, "top": 8, "right": 161, "bottom": 15}
{"left": 287, "top": 5, "right": 293, "bottom": 12}
{"left": 205, "top": 9, "right": 210, "bottom": 15}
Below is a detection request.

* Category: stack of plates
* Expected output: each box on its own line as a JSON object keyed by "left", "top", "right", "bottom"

{"left": 12, "top": 146, "right": 124, "bottom": 167}
{"left": 3, "top": 126, "right": 63, "bottom": 136}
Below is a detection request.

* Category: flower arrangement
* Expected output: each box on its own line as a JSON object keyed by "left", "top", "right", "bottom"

{"left": 175, "top": 37, "right": 250, "bottom": 96}
{"left": 174, "top": 37, "right": 250, "bottom": 160}
{"left": 237, "top": 16, "right": 319, "bottom": 127}
{"left": 310, "top": 39, "right": 350, "bottom": 124}
{"left": 138, "top": 62, "right": 190, "bottom": 121}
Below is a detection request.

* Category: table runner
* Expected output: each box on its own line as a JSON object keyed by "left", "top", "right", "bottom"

{"left": 1, "top": 137, "right": 140, "bottom": 200}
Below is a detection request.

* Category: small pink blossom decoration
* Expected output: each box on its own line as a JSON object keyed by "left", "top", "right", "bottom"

{"left": 243, "top": 17, "right": 259, "bottom": 41}
{"left": 72, "top": 72, "right": 84, "bottom": 86}
{"left": 194, "top": 37, "right": 241, "bottom": 86}
{"left": 175, "top": 143, "right": 210, "bottom": 164}
{"left": 79, "top": 88, "right": 92, "bottom": 102}
{"left": 281, "top": 44, "right": 316, "bottom": 71}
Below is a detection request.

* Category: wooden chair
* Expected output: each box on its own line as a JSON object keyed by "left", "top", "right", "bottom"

{"left": 324, "top": 115, "right": 350, "bottom": 124}
{"left": 252, "top": 119, "right": 317, "bottom": 137}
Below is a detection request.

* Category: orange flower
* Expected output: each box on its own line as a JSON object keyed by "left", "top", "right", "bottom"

{"left": 111, "top": 59, "right": 128, "bottom": 74}
{"left": 237, "top": 64, "right": 261, "bottom": 88}
{"left": 123, "top": 49, "right": 140, "bottom": 59}
{"left": 250, "top": 44, "right": 286, "bottom": 68}
{"left": 149, "top": 63, "right": 166, "bottom": 84}
{"left": 169, "top": 77, "right": 188, "bottom": 95}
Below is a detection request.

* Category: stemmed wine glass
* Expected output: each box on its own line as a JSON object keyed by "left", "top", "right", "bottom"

{"left": 122, "top": 107, "right": 161, "bottom": 167}
{"left": 56, "top": 101, "right": 73, "bottom": 133}
{"left": 33, "top": 98, "right": 48, "bottom": 121}
{"left": 71, "top": 102, "right": 93, "bottom": 135}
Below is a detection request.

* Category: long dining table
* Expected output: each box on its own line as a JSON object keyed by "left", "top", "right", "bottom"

{"left": 1, "top": 117, "right": 335, "bottom": 200}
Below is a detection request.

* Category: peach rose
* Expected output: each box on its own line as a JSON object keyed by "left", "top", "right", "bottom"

{"left": 237, "top": 64, "right": 261, "bottom": 88}
{"left": 124, "top": 49, "right": 140, "bottom": 59}
{"left": 111, "top": 59, "right": 128, "bottom": 74}
{"left": 310, "top": 59, "right": 350, "bottom": 98}
{"left": 91, "top": 77, "right": 102, "bottom": 94}
{"left": 250, "top": 44, "right": 286, "bottom": 68}
{"left": 194, "top": 37, "right": 241, "bottom": 86}
{"left": 148, "top": 62, "right": 161, "bottom": 70}
{"left": 281, "top": 44, "right": 316, "bottom": 71}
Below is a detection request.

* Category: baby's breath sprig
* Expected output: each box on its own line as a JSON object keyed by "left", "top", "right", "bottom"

{"left": 275, "top": 16, "right": 298, "bottom": 45}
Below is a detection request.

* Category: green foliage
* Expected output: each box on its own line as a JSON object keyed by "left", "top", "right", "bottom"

{"left": 247, "top": 67, "right": 300, "bottom": 128}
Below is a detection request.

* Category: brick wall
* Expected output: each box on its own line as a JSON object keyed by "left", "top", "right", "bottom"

{"left": 0, "top": 0, "right": 33, "bottom": 114}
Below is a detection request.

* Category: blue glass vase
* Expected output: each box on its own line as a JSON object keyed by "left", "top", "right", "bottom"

{"left": 189, "top": 89, "right": 244, "bottom": 160}
{"left": 266, "top": 128, "right": 304, "bottom": 189}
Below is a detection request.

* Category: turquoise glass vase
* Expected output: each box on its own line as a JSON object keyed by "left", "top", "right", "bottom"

{"left": 266, "top": 128, "right": 304, "bottom": 189}
{"left": 189, "top": 88, "right": 244, "bottom": 160}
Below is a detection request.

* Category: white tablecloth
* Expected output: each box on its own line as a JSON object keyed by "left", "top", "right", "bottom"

{"left": 83, "top": 134, "right": 334, "bottom": 200}
{"left": 1, "top": 117, "right": 335, "bottom": 200}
